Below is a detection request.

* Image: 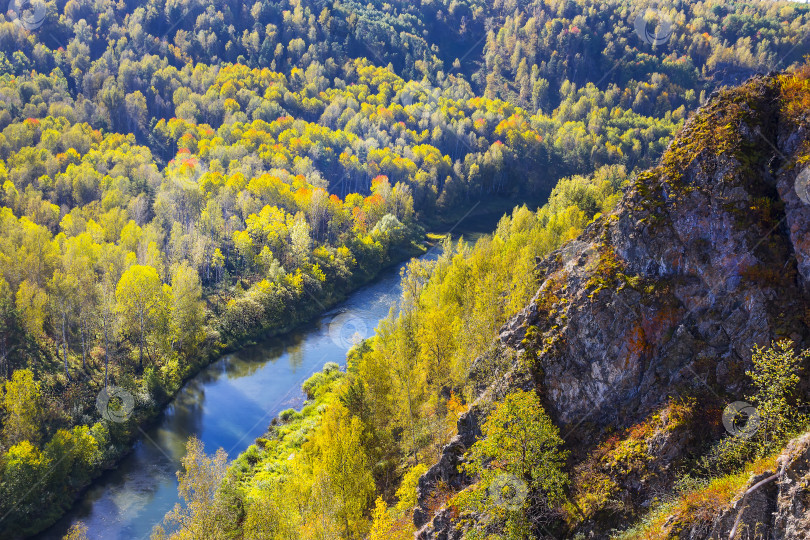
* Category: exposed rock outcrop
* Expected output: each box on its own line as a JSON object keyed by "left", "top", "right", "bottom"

{"left": 414, "top": 73, "right": 810, "bottom": 538}
{"left": 773, "top": 432, "right": 810, "bottom": 538}
{"left": 656, "top": 431, "right": 810, "bottom": 539}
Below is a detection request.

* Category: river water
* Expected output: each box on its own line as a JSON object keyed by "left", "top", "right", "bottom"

{"left": 40, "top": 252, "right": 438, "bottom": 540}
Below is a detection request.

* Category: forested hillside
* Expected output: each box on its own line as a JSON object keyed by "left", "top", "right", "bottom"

{"left": 1, "top": 0, "right": 810, "bottom": 538}
{"left": 152, "top": 165, "right": 626, "bottom": 539}
{"left": 164, "top": 67, "right": 810, "bottom": 539}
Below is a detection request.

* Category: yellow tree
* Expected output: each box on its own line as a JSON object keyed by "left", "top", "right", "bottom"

{"left": 2, "top": 369, "right": 43, "bottom": 446}
{"left": 152, "top": 437, "right": 229, "bottom": 540}
{"left": 98, "top": 262, "right": 122, "bottom": 388}
{"left": 49, "top": 269, "right": 78, "bottom": 380}
{"left": 243, "top": 479, "right": 302, "bottom": 540}
{"left": 169, "top": 262, "right": 205, "bottom": 353}
{"left": 0, "top": 440, "right": 50, "bottom": 528}
{"left": 64, "top": 234, "right": 100, "bottom": 370}
{"left": 459, "top": 390, "right": 569, "bottom": 537}
{"left": 62, "top": 523, "right": 90, "bottom": 540}
{"left": 368, "top": 463, "right": 427, "bottom": 540}
{"left": 15, "top": 279, "right": 47, "bottom": 339}
{"left": 116, "top": 265, "right": 170, "bottom": 370}
{"left": 307, "top": 404, "right": 374, "bottom": 539}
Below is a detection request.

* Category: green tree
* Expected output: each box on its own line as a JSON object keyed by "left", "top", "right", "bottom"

{"left": 458, "top": 390, "right": 569, "bottom": 538}
{"left": 747, "top": 339, "right": 809, "bottom": 447}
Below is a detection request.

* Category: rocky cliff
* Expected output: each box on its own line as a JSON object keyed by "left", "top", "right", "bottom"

{"left": 621, "top": 430, "right": 810, "bottom": 539}
{"left": 414, "top": 72, "right": 810, "bottom": 538}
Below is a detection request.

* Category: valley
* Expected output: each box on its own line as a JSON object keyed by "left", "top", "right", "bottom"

{"left": 1, "top": 0, "right": 810, "bottom": 539}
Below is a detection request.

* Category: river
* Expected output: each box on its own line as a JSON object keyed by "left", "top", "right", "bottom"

{"left": 39, "top": 251, "right": 439, "bottom": 540}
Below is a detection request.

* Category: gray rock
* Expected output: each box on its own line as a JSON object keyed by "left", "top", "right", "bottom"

{"left": 413, "top": 73, "right": 810, "bottom": 539}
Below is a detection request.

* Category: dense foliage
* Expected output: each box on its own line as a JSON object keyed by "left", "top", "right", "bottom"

{"left": 0, "top": 114, "right": 421, "bottom": 536}
{"left": 1, "top": 0, "right": 809, "bottom": 536}
{"left": 150, "top": 165, "right": 627, "bottom": 539}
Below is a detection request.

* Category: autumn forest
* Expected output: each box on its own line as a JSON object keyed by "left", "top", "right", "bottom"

{"left": 1, "top": 0, "right": 810, "bottom": 538}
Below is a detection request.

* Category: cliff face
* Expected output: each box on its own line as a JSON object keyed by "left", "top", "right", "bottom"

{"left": 638, "top": 431, "right": 810, "bottom": 539}
{"left": 534, "top": 75, "right": 808, "bottom": 437}
{"left": 414, "top": 73, "right": 810, "bottom": 538}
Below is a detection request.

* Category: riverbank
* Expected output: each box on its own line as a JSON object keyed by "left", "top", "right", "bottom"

{"left": 38, "top": 242, "right": 439, "bottom": 539}
{"left": 27, "top": 236, "right": 428, "bottom": 540}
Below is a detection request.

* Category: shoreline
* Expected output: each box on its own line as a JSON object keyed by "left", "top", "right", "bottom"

{"left": 31, "top": 238, "right": 430, "bottom": 540}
